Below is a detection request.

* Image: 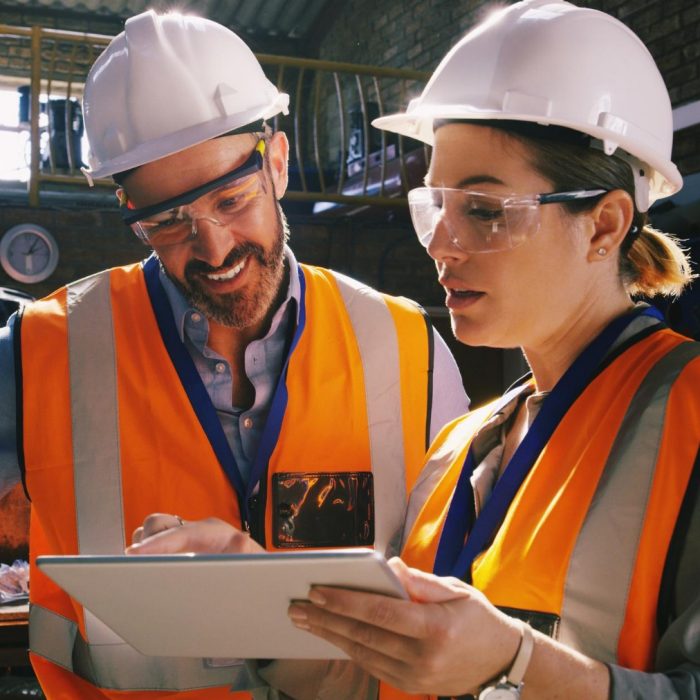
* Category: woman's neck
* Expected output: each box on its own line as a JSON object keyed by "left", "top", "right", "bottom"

{"left": 522, "top": 293, "right": 635, "bottom": 393}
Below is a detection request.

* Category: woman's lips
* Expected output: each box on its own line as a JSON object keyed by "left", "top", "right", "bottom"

{"left": 445, "top": 287, "right": 486, "bottom": 310}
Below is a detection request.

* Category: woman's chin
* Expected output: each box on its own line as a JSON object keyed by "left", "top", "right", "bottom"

{"left": 451, "top": 315, "right": 494, "bottom": 347}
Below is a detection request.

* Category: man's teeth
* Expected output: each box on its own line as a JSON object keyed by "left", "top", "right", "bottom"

{"left": 206, "top": 257, "right": 247, "bottom": 281}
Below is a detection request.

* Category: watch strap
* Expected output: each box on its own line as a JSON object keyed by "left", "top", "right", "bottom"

{"left": 505, "top": 621, "right": 534, "bottom": 686}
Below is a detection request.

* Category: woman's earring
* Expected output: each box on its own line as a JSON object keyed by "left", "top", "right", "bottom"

{"left": 597, "top": 248, "right": 607, "bottom": 256}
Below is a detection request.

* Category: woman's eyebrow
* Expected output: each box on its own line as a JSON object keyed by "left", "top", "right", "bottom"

{"left": 424, "top": 174, "right": 506, "bottom": 188}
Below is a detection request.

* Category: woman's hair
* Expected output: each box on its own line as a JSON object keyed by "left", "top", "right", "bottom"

{"left": 440, "top": 119, "right": 695, "bottom": 298}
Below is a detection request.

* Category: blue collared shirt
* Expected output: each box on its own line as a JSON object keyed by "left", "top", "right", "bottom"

{"left": 0, "top": 248, "right": 468, "bottom": 495}
{"left": 158, "top": 247, "right": 301, "bottom": 485}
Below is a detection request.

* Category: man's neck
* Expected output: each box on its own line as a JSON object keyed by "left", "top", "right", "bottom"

{"left": 207, "top": 263, "right": 290, "bottom": 408}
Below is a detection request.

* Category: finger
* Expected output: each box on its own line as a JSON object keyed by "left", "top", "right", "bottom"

{"left": 140, "top": 513, "right": 184, "bottom": 539}
{"left": 300, "top": 588, "right": 432, "bottom": 645}
{"left": 288, "top": 602, "right": 420, "bottom": 684}
{"left": 391, "top": 561, "right": 472, "bottom": 604}
{"left": 131, "top": 526, "right": 144, "bottom": 545}
{"left": 127, "top": 518, "right": 264, "bottom": 555}
{"left": 126, "top": 526, "right": 192, "bottom": 555}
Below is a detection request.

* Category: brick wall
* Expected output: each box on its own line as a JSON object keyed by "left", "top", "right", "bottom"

{"left": 319, "top": 0, "right": 700, "bottom": 175}
{"left": 2, "top": 0, "right": 698, "bottom": 405}
{"left": 0, "top": 4, "right": 125, "bottom": 35}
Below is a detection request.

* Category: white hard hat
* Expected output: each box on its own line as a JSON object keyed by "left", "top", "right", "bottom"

{"left": 82, "top": 10, "right": 289, "bottom": 182}
{"left": 373, "top": 0, "right": 681, "bottom": 211}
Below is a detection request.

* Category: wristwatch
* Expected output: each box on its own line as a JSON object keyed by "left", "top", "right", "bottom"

{"left": 478, "top": 622, "right": 534, "bottom": 700}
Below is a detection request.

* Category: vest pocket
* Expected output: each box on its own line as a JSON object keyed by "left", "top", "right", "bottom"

{"left": 272, "top": 472, "right": 374, "bottom": 548}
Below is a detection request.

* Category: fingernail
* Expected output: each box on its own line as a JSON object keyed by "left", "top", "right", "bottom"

{"left": 288, "top": 607, "right": 310, "bottom": 630}
{"left": 308, "top": 588, "right": 326, "bottom": 606}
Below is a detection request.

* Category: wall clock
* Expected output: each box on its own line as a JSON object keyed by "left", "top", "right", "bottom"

{"left": 0, "top": 224, "right": 59, "bottom": 284}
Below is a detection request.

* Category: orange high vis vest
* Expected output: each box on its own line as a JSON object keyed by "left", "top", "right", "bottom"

{"left": 381, "top": 325, "right": 700, "bottom": 700}
{"left": 20, "top": 260, "right": 432, "bottom": 699}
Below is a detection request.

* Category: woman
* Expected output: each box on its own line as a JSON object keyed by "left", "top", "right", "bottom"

{"left": 132, "top": 1, "right": 699, "bottom": 698}
{"left": 282, "top": 1, "right": 699, "bottom": 699}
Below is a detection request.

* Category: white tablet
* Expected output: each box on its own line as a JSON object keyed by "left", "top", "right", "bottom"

{"left": 37, "top": 548, "right": 406, "bottom": 659}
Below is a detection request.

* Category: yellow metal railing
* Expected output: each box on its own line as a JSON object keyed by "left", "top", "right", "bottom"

{"left": 0, "top": 23, "right": 430, "bottom": 211}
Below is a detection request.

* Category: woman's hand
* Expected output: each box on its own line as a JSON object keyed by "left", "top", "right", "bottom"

{"left": 287, "top": 557, "right": 522, "bottom": 697}
{"left": 126, "top": 514, "right": 264, "bottom": 555}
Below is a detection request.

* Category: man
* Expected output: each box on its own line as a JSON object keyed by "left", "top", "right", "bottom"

{"left": 0, "top": 10, "right": 468, "bottom": 699}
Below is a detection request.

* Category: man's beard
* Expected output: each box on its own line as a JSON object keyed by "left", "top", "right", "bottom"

{"left": 169, "top": 204, "right": 289, "bottom": 329}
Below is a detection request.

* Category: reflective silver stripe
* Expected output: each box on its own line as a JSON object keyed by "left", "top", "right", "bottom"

{"left": 67, "top": 272, "right": 125, "bottom": 556}
{"left": 30, "top": 604, "right": 263, "bottom": 691}
{"left": 560, "top": 341, "right": 700, "bottom": 662}
{"left": 67, "top": 271, "right": 126, "bottom": 647}
{"left": 332, "top": 272, "right": 407, "bottom": 555}
{"left": 29, "top": 604, "right": 77, "bottom": 671}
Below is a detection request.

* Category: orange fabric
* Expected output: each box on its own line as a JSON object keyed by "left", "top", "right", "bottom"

{"left": 109, "top": 264, "right": 243, "bottom": 537}
{"left": 384, "top": 294, "right": 431, "bottom": 493}
{"left": 29, "top": 655, "right": 251, "bottom": 699}
{"left": 472, "top": 335, "right": 680, "bottom": 613}
{"left": 401, "top": 408, "right": 491, "bottom": 573}
{"left": 381, "top": 329, "right": 697, "bottom": 700}
{"left": 22, "top": 262, "right": 431, "bottom": 698}
{"left": 616, "top": 350, "right": 700, "bottom": 669}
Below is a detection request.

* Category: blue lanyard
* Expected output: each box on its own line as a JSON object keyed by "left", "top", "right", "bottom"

{"left": 142, "top": 256, "right": 307, "bottom": 529}
{"left": 433, "top": 305, "right": 665, "bottom": 581}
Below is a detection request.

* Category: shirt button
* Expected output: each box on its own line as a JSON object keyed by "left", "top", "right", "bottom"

{"left": 191, "top": 312, "right": 202, "bottom": 323}
{"left": 243, "top": 417, "right": 253, "bottom": 429}
{"left": 215, "top": 362, "right": 226, "bottom": 374}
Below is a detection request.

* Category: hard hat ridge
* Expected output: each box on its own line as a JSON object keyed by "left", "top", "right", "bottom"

{"left": 82, "top": 10, "right": 289, "bottom": 182}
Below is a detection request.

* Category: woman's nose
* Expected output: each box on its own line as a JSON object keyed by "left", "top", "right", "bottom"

{"left": 426, "top": 214, "right": 469, "bottom": 263}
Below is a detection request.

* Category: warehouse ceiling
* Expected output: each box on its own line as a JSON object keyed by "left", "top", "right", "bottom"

{"left": 0, "top": 0, "right": 340, "bottom": 54}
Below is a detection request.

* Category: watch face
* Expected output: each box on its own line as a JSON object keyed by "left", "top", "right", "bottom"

{"left": 0, "top": 224, "right": 59, "bottom": 284}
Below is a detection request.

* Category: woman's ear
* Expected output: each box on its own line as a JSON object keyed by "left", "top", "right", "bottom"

{"left": 585, "top": 189, "right": 635, "bottom": 262}
{"left": 266, "top": 131, "right": 289, "bottom": 199}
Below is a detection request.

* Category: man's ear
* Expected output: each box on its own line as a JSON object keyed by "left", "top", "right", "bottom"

{"left": 585, "top": 189, "right": 635, "bottom": 262}
{"left": 266, "top": 131, "right": 289, "bottom": 199}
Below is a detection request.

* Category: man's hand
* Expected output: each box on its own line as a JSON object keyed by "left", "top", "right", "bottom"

{"left": 126, "top": 514, "right": 264, "bottom": 555}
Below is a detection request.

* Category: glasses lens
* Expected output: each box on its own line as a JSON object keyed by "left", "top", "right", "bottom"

{"left": 408, "top": 188, "right": 440, "bottom": 247}
{"left": 132, "top": 172, "right": 265, "bottom": 246}
{"left": 208, "top": 172, "right": 264, "bottom": 226}
{"left": 408, "top": 188, "right": 540, "bottom": 253}
{"left": 132, "top": 208, "right": 192, "bottom": 246}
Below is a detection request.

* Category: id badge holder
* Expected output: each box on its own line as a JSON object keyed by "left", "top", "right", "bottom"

{"left": 272, "top": 472, "right": 374, "bottom": 548}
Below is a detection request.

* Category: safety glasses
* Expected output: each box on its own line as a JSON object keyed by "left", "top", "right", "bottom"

{"left": 408, "top": 187, "right": 607, "bottom": 253}
{"left": 123, "top": 139, "right": 267, "bottom": 246}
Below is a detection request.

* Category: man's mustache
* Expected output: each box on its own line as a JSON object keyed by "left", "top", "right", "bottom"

{"left": 184, "top": 242, "right": 266, "bottom": 278}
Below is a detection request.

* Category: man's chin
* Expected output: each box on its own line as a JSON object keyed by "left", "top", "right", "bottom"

{"left": 187, "top": 290, "right": 263, "bottom": 329}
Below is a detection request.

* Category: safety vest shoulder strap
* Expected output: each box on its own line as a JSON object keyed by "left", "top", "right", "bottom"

{"left": 558, "top": 339, "right": 700, "bottom": 665}
{"left": 327, "top": 269, "right": 407, "bottom": 553}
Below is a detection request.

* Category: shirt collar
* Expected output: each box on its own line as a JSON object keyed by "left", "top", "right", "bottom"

{"left": 156, "top": 244, "right": 301, "bottom": 346}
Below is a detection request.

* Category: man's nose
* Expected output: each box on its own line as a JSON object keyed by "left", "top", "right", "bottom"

{"left": 189, "top": 216, "right": 237, "bottom": 269}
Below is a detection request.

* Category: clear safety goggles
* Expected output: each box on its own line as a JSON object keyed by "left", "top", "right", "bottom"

{"left": 122, "top": 139, "right": 267, "bottom": 247}
{"left": 408, "top": 186, "right": 607, "bottom": 253}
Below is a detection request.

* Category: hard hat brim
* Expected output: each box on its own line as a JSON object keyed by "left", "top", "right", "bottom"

{"left": 373, "top": 108, "right": 683, "bottom": 203}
